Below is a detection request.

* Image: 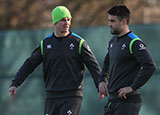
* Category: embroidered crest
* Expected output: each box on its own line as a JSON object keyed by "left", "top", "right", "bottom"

{"left": 69, "top": 43, "right": 74, "bottom": 50}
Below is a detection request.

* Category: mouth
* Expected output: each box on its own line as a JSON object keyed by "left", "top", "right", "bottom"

{"left": 110, "top": 28, "right": 113, "bottom": 31}
{"left": 62, "top": 26, "right": 69, "bottom": 32}
{"left": 64, "top": 26, "right": 69, "bottom": 30}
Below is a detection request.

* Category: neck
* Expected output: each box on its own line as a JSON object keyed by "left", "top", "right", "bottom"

{"left": 55, "top": 31, "right": 70, "bottom": 37}
{"left": 117, "top": 26, "right": 130, "bottom": 37}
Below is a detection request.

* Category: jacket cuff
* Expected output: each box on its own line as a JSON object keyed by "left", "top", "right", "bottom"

{"left": 98, "top": 76, "right": 108, "bottom": 85}
{"left": 10, "top": 82, "right": 18, "bottom": 88}
{"left": 131, "top": 84, "right": 139, "bottom": 91}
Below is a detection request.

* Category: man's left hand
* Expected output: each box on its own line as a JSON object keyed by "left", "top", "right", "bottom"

{"left": 118, "top": 86, "right": 133, "bottom": 99}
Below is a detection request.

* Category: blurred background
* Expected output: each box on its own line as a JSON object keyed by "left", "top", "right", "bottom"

{"left": 0, "top": 0, "right": 160, "bottom": 115}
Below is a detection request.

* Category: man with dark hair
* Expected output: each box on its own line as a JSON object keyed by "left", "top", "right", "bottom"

{"left": 9, "top": 6, "right": 102, "bottom": 115}
{"left": 98, "top": 5, "right": 156, "bottom": 115}
{"left": 107, "top": 5, "right": 130, "bottom": 24}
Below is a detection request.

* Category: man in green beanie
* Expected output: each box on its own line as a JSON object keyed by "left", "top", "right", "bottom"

{"left": 9, "top": 6, "right": 104, "bottom": 115}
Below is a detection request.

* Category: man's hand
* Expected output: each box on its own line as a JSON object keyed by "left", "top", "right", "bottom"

{"left": 9, "top": 86, "right": 17, "bottom": 99}
{"left": 98, "top": 81, "right": 108, "bottom": 100}
{"left": 99, "top": 93, "right": 105, "bottom": 101}
{"left": 118, "top": 86, "right": 133, "bottom": 99}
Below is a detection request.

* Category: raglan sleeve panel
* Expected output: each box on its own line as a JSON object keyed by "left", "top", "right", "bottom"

{"left": 99, "top": 52, "right": 109, "bottom": 84}
{"left": 10, "top": 45, "right": 42, "bottom": 87}
{"left": 130, "top": 40, "right": 156, "bottom": 90}
{"left": 80, "top": 40, "right": 101, "bottom": 88}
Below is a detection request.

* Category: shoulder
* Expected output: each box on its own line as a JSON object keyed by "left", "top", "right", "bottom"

{"left": 71, "top": 32, "right": 84, "bottom": 41}
{"left": 127, "top": 32, "right": 141, "bottom": 41}
{"left": 128, "top": 32, "right": 147, "bottom": 54}
{"left": 127, "top": 32, "right": 144, "bottom": 45}
{"left": 128, "top": 32, "right": 142, "bottom": 50}
{"left": 42, "top": 33, "right": 53, "bottom": 41}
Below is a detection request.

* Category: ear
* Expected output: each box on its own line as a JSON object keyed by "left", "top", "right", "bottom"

{"left": 121, "top": 18, "right": 127, "bottom": 26}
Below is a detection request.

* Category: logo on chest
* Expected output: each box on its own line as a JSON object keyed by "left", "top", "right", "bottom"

{"left": 110, "top": 44, "right": 113, "bottom": 48}
{"left": 47, "top": 44, "right": 52, "bottom": 49}
{"left": 121, "top": 43, "right": 126, "bottom": 50}
{"left": 69, "top": 43, "right": 74, "bottom": 50}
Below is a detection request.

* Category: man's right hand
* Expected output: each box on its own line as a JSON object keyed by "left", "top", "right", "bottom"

{"left": 98, "top": 81, "right": 108, "bottom": 100}
{"left": 9, "top": 86, "right": 17, "bottom": 99}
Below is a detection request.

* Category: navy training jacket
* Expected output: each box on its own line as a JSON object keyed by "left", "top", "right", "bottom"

{"left": 10, "top": 32, "right": 101, "bottom": 98}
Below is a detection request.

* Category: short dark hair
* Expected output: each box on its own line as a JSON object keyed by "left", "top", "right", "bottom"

{"left": 108, "top": 5, "right": 130, "bottom": 24}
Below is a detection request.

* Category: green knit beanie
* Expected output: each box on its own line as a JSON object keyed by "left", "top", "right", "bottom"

{"left": 52, "top": 6, "right": 72, "bottom": 24}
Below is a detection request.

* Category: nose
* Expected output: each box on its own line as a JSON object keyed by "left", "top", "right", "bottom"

{"left": 64, "top": 20, "right": 70, "bottom": 25}
{"left": 108, "top": 22, "right": 111, "bottom": 27}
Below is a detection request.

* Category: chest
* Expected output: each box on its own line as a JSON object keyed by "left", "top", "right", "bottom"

{"left": 43, "top": 38, "right": 79, "bottom": 60}
{"left": 109, "top": 38, "right": 131, "bottom": 61}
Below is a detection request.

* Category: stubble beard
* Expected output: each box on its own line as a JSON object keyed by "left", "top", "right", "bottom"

{"left": 111, "top": 29, "right": 119, "bottom": 35}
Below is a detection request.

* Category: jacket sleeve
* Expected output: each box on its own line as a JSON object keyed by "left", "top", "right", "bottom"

{"left": 10, "top": 45, "right": 42, "bottom": 87}
{"left": 99, "top": 52, "right": 109, "bottom": 84}
{"left": 80, "top": 40, "right": 101, "bottom": 88}
{"left": 131, "top": 40, "right": 156, "bottom": 90}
